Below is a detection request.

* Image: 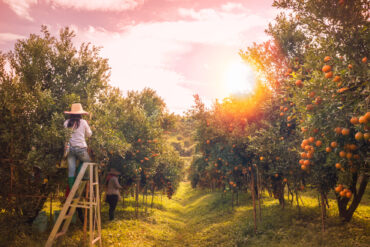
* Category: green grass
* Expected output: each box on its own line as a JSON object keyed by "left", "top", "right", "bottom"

{"left": 2, "top": 182, "right": 370, "bottom": 246}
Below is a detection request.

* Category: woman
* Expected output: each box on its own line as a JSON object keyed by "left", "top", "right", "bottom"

{"left": 64, "top": 103, "right": 92, "bottom": 189}
{"left": 105, "top": 167, "right": 122, "bottom": 221}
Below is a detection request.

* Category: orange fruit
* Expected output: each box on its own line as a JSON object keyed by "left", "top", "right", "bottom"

{"left": 283, "top": 178, "right": 288, "bottom": 183}
{"left": 260, "top": 156, "right": 264, "bottom": 161}
{"left": 299, "top": 159, "right": 304, "bottom": 165}
{"left": 346, "top": 152, "right": 353, "bottom": 159}
{"left": 341, "top": 128, "right": 350, "bottom": 135}
{"left": 349, "top": 144, "right": 357, "bottom": 150}
{"left": 353, "top": 154, "right": 360, "bottom": 159}
{"left": 335, "top": 127, "right": 342, "bottom": 134}
{"left": 307, "top": 152, "right": 313, "bottom": 159}
{"left": 308, "top": 137, "right": 315, "bottom": 143}
{"left": 339, "top": 151, "right": 346, "bottom": 158}
{"left": 322, "top": 65, "right": 331, "bottom": 72}
{"left": 337, "top": 87, "right": 349, "bottom": 93}
{"left": 364, "top": 133, "right": 370, "bottom": 141}
{"left": 365, "top": 112, "right": 370, "bottom": 121}
{"left": 301, "top": 164, "right": 307, "bottom": 170}
{"left": 302, "top": 139, "right": 309, "bottom": 146}
{"left": 355, "top": 132, "right": 363, "bottom": 140}
{"left": 335, "top": 186, "right": 343, "bottom": 193}
{"left": 335, "top": 163, "right": 341, "bottom": 169}
{"left": 362, "top": 57, "right": 368, "bottom": 63}
{"left": 206, "top": 140, "right": 210, "bottom": 144}
{"left": 280, "top": 112, "right": 284, "bottom": 116}
{"left": 304, "top": 160, "right": 310, "bottom": 166}
{"left": 348, "top": 64, "right": 353, "bottom": 69}
{"left": 333, "top": 76, "right": 341, "bottom": 82}
{"left": 315, "top": 96, "right": 323, "bottom": 105}
{"left": 309, "top": 91, "right": 316, "bottom": 98}
{"left": 359, "top": 116, "right": 367, "bottom": 124}
{"left": 324, "top": 56, "right": 331, "bottom": 62}
{"left": 350, "top": 117, "right": 359, "bottom": 125}
{"left": 315, "top": 140, "right": 322, "bottom": 147}
{"left": 295, "top": 80, "right": 303, "bottom": 88}
{"left": 306, "top": 104, "right": 314, "bottom": 111}
{"left": 346, "top": 191, "right": 352, "bottom": 198}
{"left": 275, "top": 173, "right": 279, "bottom": 178}
{"left": 339, "top": 190, "right": 346, "bottom": 197}
{"left": 326, "top": 147, "right": 332, "bottom": 152}
{"left": 301, "top": 152, "right": 307, "bottom": 158}
{"left": 331, "top": 142, "right": 338, "bottom": 148}
{"left": 325, "top": 71, "right": 333, "bottom": 78}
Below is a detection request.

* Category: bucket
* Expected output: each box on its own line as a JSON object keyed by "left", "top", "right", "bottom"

{"left": 32, "top": 211, "right": 48, "bottom": 233}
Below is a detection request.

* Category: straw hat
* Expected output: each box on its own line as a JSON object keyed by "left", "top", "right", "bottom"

{"left": 64, "top": 103, "right": 88, "bottom": 115}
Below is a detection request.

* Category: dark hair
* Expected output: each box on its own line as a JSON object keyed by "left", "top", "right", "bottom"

{"left": 67, "top": 114, "right": 82, "bottom": 129}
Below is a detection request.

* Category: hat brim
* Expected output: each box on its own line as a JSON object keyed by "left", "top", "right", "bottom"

{"left": 64, "top": 110, "right": 89, "bottom": 115}
{"left": 109, "top": 171, "right": 121, "bottom": 175}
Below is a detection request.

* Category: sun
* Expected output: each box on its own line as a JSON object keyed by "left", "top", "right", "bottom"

{"left": 224, "top": 59, "right": 256, "bottom": 96}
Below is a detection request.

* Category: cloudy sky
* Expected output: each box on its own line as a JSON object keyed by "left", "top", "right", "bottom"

{"left": 0, "top": 0, "right": 278, "bottom": 114}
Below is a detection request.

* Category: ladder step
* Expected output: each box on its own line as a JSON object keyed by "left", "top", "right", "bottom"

{"left": 55, "top": 231, "right": 66, "bottom": 238}
{"left": 92, "top": 182, "right": 98, "bottom": 185}
{"left": 92, "top": 237, "right": 101, "bottom": 244}
{"left": 63, "top": 213, "right": 74, "bottom": 219}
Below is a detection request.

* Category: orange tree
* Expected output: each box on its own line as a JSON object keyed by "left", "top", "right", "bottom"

{"left": 267, "top": 0, "right": 369, "bottom": 222}
{"left": 0, "top": 26, "right": 183, "bottom": 228}
{"left": 96, "top": 88, "right": 183, "bottom": 213}
{"left": 0, "top": 26, "right": 110, "bottom": 224}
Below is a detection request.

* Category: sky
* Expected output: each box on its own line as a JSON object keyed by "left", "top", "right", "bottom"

{"left": 0, "top": 0, "right": 278, "bottom": 114}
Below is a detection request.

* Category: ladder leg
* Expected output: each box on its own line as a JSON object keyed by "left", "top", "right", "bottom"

{"left": 89, "top": 164, "right": 93, "bottom": 247}
{"left": 45, "top": 163, "right": 89, "bottom": 247}
{"left": 45, "top": 163, "right": 102, "bottom": 247}
{"left": 95, "top": 165, "right": 102, "bottom": 247}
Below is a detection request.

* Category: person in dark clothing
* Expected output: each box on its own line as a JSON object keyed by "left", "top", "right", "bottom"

{"left": 105, "top": 167, "right": 122, "bottom": 220}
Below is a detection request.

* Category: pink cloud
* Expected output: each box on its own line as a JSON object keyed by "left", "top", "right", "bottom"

{"left": 46, "top": 0, "right": 144, "bottom": 12}
{"left": 3, "top": 0, "right": 37, "bottom": 21}
{"left": 221, "top": 2, "right": 245, "bottom": 12}
{"left": 2, "top": 0, "right": 144, "bottom": 21}
{"left": 0, "top": 32, "right": 27, "bottom": 44}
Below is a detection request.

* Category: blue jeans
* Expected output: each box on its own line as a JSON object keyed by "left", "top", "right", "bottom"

{"left": 67, "top": 146, "right": 91, "bottom": 177}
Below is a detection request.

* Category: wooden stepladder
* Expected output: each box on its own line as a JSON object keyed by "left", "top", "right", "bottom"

{"left": 45, "top": 163, "right": 102, "bottom": 247}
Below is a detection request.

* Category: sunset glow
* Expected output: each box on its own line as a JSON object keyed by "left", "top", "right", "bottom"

{"left": 224, "top": 59, "right": 256, "bottom": 96}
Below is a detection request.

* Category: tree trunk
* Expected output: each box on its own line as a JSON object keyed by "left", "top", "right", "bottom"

{"left": 135, "top": 179, "right": 140, "bottom": 218}
{"left": 320, "top": 192, "right": 326, "bottom": 232}
{"left": 337, "top": 174, "right": 368, "bottom": 222}
{"left": 250, "top": 170, "right": 257, "bottom": 234}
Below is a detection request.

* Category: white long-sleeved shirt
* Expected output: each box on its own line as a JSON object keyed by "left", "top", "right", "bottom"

{"left": 106, "top": 176, "right": 122, "bottom": 196}
{"left": 64, "top": 119, "right": 92, "bottom": 148}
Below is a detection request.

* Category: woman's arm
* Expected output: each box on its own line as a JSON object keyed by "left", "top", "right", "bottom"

{"left": 113, "top": 177, "right": 122, "bottom": 190}
{"left": 84, "top": 120, "right": 92, "bottom": 138}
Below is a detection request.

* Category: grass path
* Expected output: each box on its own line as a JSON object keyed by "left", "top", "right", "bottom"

{"left": 95, "top": 181, "right": 369, "bottom": 247}
{"left": 9, "top": 180, "right": 369, "bottom": 246}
